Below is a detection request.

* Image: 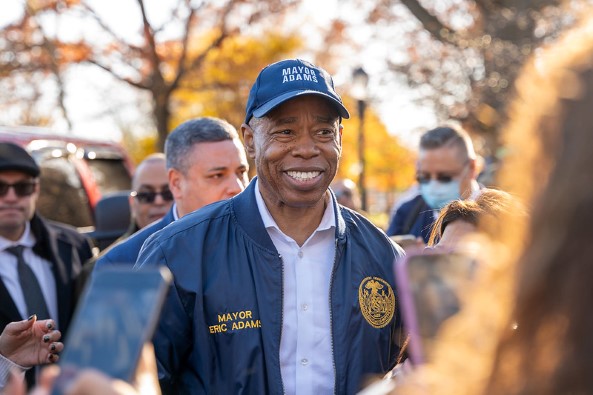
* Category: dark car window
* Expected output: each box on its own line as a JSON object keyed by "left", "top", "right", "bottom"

{"left": 85, "top": 158, "right": 131, "bottom": 194}
{"left": 36, "top": 156, "right": 94, "bottom": 228}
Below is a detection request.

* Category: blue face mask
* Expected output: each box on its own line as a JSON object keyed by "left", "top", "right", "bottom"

{"left": 420, "top": 179, "right": 461, "bottom": 210}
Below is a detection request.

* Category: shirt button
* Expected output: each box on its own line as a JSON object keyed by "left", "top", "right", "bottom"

{"left": 301, "top": 358, "right": 309, "bottom": 366}
{"left": 301, "top": 304, "right": 309, "bottom": 311}
{"left": 298, "top": 251, "right": 303, "bottom": 258}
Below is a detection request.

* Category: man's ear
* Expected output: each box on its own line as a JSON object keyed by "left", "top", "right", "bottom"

{"left": 128, "top": 194, "right": 136, "bottom": 213}
{"left": 472, "top": 155, "right": 485, "bottom": 179}
{"left": 241, "top": 123, "right": 256, "bottom": 159}
{"left": 337, "top": 124, "right": 343, "bottom": 156}
{"left": 468, "top": 158, "right": 478, "bottom": 179}
{"left": 168, "top": 168, "right": 182, "bottom": 200}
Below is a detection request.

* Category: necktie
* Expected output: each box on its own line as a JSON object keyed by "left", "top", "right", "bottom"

{"left": 5, "top": 245, "right": 50, "bottom": 320}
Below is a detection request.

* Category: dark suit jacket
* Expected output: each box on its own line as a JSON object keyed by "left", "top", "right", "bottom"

{"left": 93, "top": 207, "right": 176, "bottom": 270}
{"left": 0, "top": 214, "right": 93, "bottom": 334}
{"left": 75, "top": 220, "right": 140, "bottom": 296}
{"left": 0, "top": 214, "right": 93, "bottom": 388}
{"left": 386, "top": 195, "right": 436, "bottom": 244}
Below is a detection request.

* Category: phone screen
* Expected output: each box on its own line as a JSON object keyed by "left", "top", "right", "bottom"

{"left": 396, "top": 252, "right": 476, "bottom": 364}
{"left": 53, "top": 266, "right": 172, "bottom": 391}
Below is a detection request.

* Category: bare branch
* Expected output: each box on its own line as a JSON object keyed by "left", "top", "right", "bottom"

{"left": 77, "top": 2, "right": 145, "bottom": 57}
{"left": 473, "top": 0, "right": 491, "bottom": 15}
{"left": 87, "top": 59, "right": 150, "bottom": 90}
{"left": 151, "top": 0, "right": 185, "bottom": 34}
{"left": 168, "top": 1, "right": 194, "bottom": 92}
{"left": 169, "top": 0, "right": 239, "bottom": 93}
{"left": 24, "top": 4, "right": 72, "bottom": 128}
{"left": 136, "top": 0, "right": 161, "bottom": 78}
{"left": 399, "top": 0, "right": 458, "bottom": 45}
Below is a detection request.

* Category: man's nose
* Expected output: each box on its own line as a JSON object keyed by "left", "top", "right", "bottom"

{"left": 152, "top": 191, "right": 170, "bottom": 205}
{"left": 292, "top": 135, "right": 320, "bottom": 158}
{"left": 226, "top": 177, "right": 245, "bottom": 197}
{"left": 2, "top": 186, "right": 20, "bottom": 201}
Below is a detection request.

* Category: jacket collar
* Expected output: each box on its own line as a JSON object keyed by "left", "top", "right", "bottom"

{"left": 231, "top": 177, "right": 347, "bottom": 249}
{"left": 30, "top": 214, "right": 60, "bottom": 266}
{"left": 163, "top": 205, "right": 177, "bottom": 224}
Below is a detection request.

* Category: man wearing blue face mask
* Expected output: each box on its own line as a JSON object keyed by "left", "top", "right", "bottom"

{"left": 386, "top": 126, "right": 481, "bottom": 244}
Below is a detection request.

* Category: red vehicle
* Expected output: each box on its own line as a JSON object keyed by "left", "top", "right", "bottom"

{"left": 0, "top": 126, "right": 134, "bottom": 230}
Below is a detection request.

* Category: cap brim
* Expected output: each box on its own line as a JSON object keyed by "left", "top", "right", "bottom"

{"left": 0, "top": 164, "right": 40, "bottom": 177}
{"left": 253, "top": 90, "right": 350, "bottom": 120}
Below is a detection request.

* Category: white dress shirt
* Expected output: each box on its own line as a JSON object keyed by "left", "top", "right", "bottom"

{"left": 0, "top": 222, "right": 58, "bottom": 325}
{"left": 172, "top": 203, "right": 180, "bottom": 221}
{"left": 255, "top": 180, "right": 336, "bottom": 395}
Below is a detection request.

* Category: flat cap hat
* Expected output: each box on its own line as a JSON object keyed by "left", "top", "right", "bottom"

{"left": 0, "top": 142, "right": 40, "bottom": 177}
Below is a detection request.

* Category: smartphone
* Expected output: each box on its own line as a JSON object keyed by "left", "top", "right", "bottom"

{"left": 395, "top": 251, "right": 477, "bottom": 365}
{"left": 390, "top": 234, "right": 417, "bottom": 244}
{"left": 52, "top": 266, "right": 172, "bottom": 393}
{"left": 389, "top": 235, "right": 425, "bottom": 251}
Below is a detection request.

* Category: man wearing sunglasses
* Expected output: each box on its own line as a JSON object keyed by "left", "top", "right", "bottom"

{"left": 128, "top": 153, "right": 173, "bottom": 232}
{"left": 93, "top": 117, "right": 249, "bottom": 270}
{"left": 0, "top": 142, "right": 93, "bottom": 387}
{"left": 386, "top": 126, "right": 481, "bottom": 244}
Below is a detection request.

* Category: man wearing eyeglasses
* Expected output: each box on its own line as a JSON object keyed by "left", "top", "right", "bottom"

{"left": 93, "top": 117, "right": 249, "bottom": 270}
{"left": 386, "top": 126, "right": 481, "bottom": 244}
{"left": 128, "top": 153, "right": 173, "bottom": 232}
{"left": 0, "top": 142, "right": 93, "bottom": 387}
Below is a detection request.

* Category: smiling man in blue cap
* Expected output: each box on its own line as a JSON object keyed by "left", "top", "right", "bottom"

{"left": 136, "top": 59, "right": 405, "bottom": 395}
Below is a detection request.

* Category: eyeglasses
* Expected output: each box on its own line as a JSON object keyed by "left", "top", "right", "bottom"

{"left": 416, "top": 162, "right": 469, "bottom": 185}
{"left": 416, "top": 174, "right": 457, "bottom": 184}
{"left": 130, "top": 189, "right": 174, "bottom": 204}
{"left": 0, "top": 181, "right": 38, "bottom": 197}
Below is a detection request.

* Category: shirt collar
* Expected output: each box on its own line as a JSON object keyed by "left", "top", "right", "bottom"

{"left": 254, "top": 179, "right": 335, "bottom": 233}
{"left": 172, "top": 203, "right": 180, "bottom": 221}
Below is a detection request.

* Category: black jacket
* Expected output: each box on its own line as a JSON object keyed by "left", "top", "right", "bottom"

{"left": 0, "top": 214, "right": 93, "bottom": 386}
{"left": 386, "top": 195, "right": 435, "bottom": 243}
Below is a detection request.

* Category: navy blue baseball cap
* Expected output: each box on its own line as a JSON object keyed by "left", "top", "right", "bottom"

{"left": 245, "top": 59, "right": 350, "bottom": 124}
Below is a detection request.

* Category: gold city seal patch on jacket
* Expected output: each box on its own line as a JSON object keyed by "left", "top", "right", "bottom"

{"left": 358, "top": 276, "right": 395, "bottom": 328}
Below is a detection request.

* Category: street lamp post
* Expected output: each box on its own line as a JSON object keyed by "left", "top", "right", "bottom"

{"left": 352, "top": 67, "right": 369, "bottom": 212}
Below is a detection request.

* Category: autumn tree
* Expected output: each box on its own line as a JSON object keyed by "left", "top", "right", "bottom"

{"left": 0, "top": 0, "right": 300, "bottom": 150}
{"left": 358, "top": 0, "right": 584, "bottom": 153}
{"left": 0, "top": 0, "right": 86, "bottom": 128}
{"left": 171, "top": 31, "right": 303, "bottom": 130}
{"left": 124, "top": 30, "right": 303, "bottom": 166}
{"left": 339, "top": 96, "right": 416, "bottom": 210}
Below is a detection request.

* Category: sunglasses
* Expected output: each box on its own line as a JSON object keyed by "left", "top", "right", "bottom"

{"left": 416, "top": 162, "right": 470, "bottom": 185}
{"left": 416, "top": 174, "right": 456, "bottom": 184}
{"left": 0, "top": 181, "right": 38, "bottom": 197}
{"left": 130, "top": 189, "right": 174, "bottom": 204}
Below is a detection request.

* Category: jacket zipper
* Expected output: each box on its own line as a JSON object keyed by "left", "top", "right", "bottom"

{"left": 329, "top": 239, "right": 338, "bottom": 395}
{"left": 279, "top": 253, "right": 286, "bottom": 395}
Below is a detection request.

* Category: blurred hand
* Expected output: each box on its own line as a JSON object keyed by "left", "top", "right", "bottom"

{"left": 0, "top": 316, "right": 62, "bottom": 367}
{"left": 390, "top": 235, "right": 426, "bottom": 253}
{"left": 4, "top": 343, "right": 161, "bottom": 395}
{"left": 132, "top": 343, "right": 160, "bottom": 395}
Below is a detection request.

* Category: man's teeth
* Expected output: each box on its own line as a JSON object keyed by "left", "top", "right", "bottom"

{"left": 287, "top": 171, "right": 320, "bottom": 181}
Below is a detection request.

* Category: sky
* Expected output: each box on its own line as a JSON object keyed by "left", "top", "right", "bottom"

{"left": 1, "top": 0, "right": 437, "bottom": 149}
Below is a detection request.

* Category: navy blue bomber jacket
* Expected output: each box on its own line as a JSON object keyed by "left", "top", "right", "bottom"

{"left": 136, "top": 179, "right": 405, "bottom": 394}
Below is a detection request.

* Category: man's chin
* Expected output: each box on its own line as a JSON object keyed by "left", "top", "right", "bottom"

{"left": 0, "top": 221, "right": 26, "bottom": 239}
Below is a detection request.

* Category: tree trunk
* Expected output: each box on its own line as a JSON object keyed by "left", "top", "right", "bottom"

{"left": 154, "top": 92, "right": 170, "bottom": 152}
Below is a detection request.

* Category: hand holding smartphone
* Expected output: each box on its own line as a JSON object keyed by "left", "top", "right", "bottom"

{"left": 51, "top": 266, "right": 172, "bottom": 394}
{"left": 395, "top": 251, "right": 477, "bottom": 365}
